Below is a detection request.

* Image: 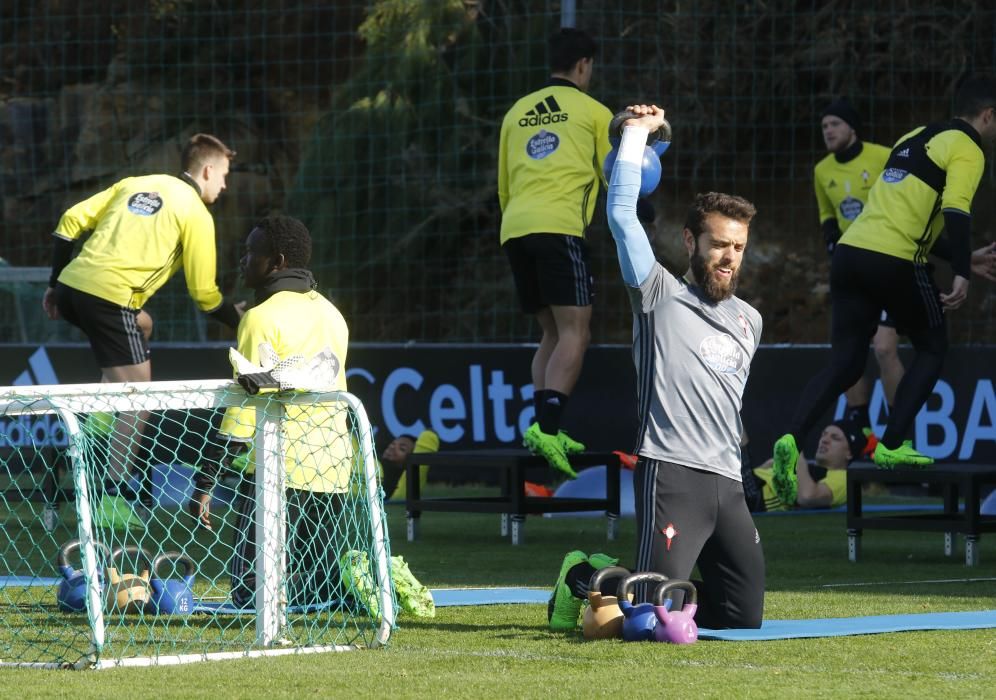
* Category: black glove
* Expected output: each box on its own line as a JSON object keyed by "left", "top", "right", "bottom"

{"left": 237, "top": 371, "right": 279, "bottom": 395}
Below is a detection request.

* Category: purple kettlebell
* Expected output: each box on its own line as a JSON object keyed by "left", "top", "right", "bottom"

{"left": 652, "top": 579, "right": 698, "bottom": 644}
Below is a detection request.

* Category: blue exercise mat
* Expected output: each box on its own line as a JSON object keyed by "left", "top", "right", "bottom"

{"left": 432, "top": 587, "right": 548, "bottom": 607}
{"left": 698, "top": 610, "right": 996, "bottom": 640}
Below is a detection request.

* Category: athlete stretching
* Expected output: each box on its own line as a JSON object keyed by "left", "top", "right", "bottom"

{"left": 547, "top": 105, "right": 764, "bottom": 631}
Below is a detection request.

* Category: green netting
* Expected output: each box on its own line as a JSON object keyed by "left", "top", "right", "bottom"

{"left": 1, "top": 2, "right": 996, "bottom": 344}
{"left": 0, "top": 380, "right": 394, "bottom": 669}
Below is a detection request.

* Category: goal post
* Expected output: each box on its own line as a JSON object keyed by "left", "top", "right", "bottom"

{"left": 0, "top": 378, "right": 394, "bottom": 669}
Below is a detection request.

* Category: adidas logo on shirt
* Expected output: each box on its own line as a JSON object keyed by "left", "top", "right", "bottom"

{"left": 896, "top": 147, "right": 910, "bottom": 158}
{"left": 518, "top": 95, "right": 569, "bottom": 126}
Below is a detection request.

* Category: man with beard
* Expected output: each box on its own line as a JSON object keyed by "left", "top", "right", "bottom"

{"left": 546, "top": 104, "right": 764, "bottom": 631}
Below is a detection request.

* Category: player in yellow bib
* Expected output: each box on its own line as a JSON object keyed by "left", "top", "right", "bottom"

{"left": 772, "top": 75, "right": 996, "bottom": 493}
{"left": 43, "top": 133, "right": 241, "bottom": 528}
{"left": 498, "top": 28, "right": 613, "bottom": 477}
{"left": 190, "top": 215, "right": 351, "bottom": 607}
{"left": 813, "top": 99, "right": 904, "bottom": 433}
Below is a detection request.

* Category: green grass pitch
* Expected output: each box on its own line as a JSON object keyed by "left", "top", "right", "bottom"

{"left": 3, "top": 489, "right": 995, "bottom": 698}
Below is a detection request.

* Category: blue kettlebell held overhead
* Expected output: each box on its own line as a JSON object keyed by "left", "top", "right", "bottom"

{"left": 56, "top": 538, "right": 109, "bottom": 613}
{"left": 149, "top": 551, "right": 196, "bottom": 615}
{"left": 603, "top": 109, "right": 672, "bottom": 196}
{"left": 617, "top": 571, "right": 670, "bottom": 642}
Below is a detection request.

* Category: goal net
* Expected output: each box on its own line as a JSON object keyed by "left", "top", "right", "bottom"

{"left": 0, "top": 378, "right": 394, "bottom": 669}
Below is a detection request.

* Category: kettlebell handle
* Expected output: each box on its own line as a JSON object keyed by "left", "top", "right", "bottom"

{"left": 109, "top": 544, "right": 152, "bottom": 577}
{"left": 652, "top": 579, "right": 697, "bottom": 608}
{"left": 151, "top": 551, "right": 196, "bottom": 583}
{"left": 609, "top": 110, "right": 672, "bottom": 147}
{"left": 588, "top": 566, "right": 631, "bottom": 599}
{"left": 617, "top": 572, "right": 669, "bottom": 601}
{"left": 57, "top": 538, "right": 109, "bottom": 574}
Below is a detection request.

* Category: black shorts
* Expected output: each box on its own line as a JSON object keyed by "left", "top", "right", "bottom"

{"left": 55, "top": 283, "right": 150, "bottom": 369}
{"left": 503, "top": 233, "right": 594, "bottom": 313}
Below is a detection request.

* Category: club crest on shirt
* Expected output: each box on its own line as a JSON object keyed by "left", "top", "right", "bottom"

{"left": 839, "top": 195, "right": 863, "bottom": 221}
{"left": 699, "top": 334, "right": 744, "bottom": 374}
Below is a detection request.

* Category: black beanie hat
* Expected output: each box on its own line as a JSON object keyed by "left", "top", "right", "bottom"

{"left": 821, "top": 98, "right": 862, "bottom": 136}
{"left": 831, "top": 419, "right": 868, "bottom": 461}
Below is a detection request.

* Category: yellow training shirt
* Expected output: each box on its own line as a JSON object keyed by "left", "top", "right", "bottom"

{"left": 219, "top": 289, "right": 352, "bottom": 493}
{"left": 840, "top": 121, "right": 985, "bottom": 263}
{"left": 498, "top": 80, "right": 613, "bottom": 244}
{"left": 754, "top": 465, "right": 847, "bottom": 512}
{"left": 813, "top": 142, "right": 890, "bottom": 232}
{"left": 54, "top": 174, "right": 224, "bottom": 312}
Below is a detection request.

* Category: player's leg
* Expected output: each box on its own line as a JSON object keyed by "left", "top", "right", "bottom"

{"left": 843, "top": 375, "right": 871, "bottom": 429}
{"left": 876, "top": 264, "right": 944, "bottom": 466}
{"left": 633, "top": 459, "right": 713, "bottom": 594}
{"left": 772, "top": 245, "right": 880, "bottom": 500}
{"left": 694, "top": 476, "right": 765, "bottom": 629}
{"left": 286, "top": 489, "right": 344, "bottom": 607}
{"left": 532, "top": 307, "right": 557, "bottom": 393}
{"left": 533, "top": 235, "right": 593, "bottom": 455}
{"left": 229, "top": 473, "right": 256, "bottom": 607}
{"left": 541, "top": 303, "right": 591, "bottom": 429}
{"left": 790, "top": 246, "right": 881, "bottom": 439}
{"left": 872, "top": 319, "right": 903, "bottom": 408}
{"left": 55, "top": 285, "right": 152, "bottom": 527}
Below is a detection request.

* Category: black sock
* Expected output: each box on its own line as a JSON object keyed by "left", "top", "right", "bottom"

{"left": 533, "top": 389, "right": 549, "bottom": 429}
{"left": 538, "top": 390, "right": 568, "bottom": 435}
{"left": 565, "top": 561, "right": 597, "bottom": 599}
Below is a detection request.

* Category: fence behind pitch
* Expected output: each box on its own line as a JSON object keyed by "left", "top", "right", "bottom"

{"left": 1, "top": 2, "right": 995, "bottom": 345}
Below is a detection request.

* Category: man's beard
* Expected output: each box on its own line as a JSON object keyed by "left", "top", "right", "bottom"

{"left": 690, "top": 246, "right": 738, "bottom": 302}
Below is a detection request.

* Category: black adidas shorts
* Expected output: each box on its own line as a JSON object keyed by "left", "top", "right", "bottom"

{"left": 55, "top": 283, "right": 150, "bottom": 369}
{"left": 503, "top": 233, "right": 594, "bottom": 313}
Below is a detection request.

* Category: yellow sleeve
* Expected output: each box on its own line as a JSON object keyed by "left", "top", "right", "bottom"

{"left": 218, "top": 309, "right": 272, "bottom": 440}
{"left": 813, "top": 165, "right": 835, "bottom": 224}
{"left": 593, "top": 103, "right": 614, "bottom": 186}
{"left": 824, "top": 469, "right": 848, "bottom": 508}
{"left": 498, "top": 118, "right": 510, "bottom": 212}
{"left": 54, "top": 181, "right": 123, "bottom": 240}
{"left": 178, "top": 203, "right": 224, "bottom": 312}
{"left": 936, "top": 133, "right": 985, "bottom": 214}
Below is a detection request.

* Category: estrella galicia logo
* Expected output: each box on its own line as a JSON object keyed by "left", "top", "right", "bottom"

{"left": 518, "top": 95, "right": 569, "bottom": 127}
{"left": 699, "top": 334, "right": 744, "bottom": 374}
{"left": 127, "top": 192, "right": 163, "bottom": 216}
{"left": 839, "top": 196, "right": 863, "bottom": 221}
{"left": 882, "top": 168, "right": 908, "bottom": 183}
{"left": 526, "top": 130, "right": 559, "bottom": 160}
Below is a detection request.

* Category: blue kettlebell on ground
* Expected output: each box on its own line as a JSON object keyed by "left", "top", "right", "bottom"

{"left": 149, "top": 551, "right": 196, "bottom": 615}
{"left": 653, "top": 579, "right": 699, "bottom": 644}
{"left": 56, "top": 539, "right": 108, "bottom": 612}
{"left": 617, "top": 572, "right": 670, "bottom": 641}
